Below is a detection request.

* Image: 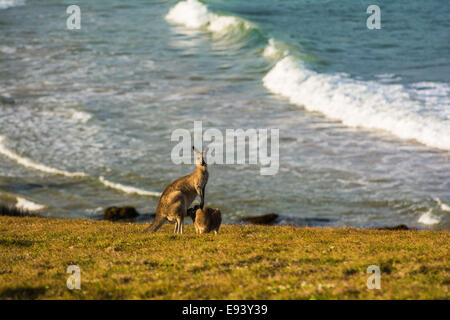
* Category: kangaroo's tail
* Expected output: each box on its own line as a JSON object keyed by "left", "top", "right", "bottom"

{"left": 144, "top": 215, "right": 165, "bottom": 233}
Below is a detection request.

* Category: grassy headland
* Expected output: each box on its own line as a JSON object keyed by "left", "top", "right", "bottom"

{"left": 0, "top": 216, "right": 448, "bottom": 299}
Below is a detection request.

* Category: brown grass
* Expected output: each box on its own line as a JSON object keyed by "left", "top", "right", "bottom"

{"left": 0, "top": 216, "right": 448, "bottom": 299}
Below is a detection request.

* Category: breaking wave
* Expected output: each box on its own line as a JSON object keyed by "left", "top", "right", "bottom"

{"left": 99, "top": 176, "right": 161, "bottom": 197}
{"left": 0, "top": 135, "right": 86, "bottom": 177}
{"left": 418, "top": 210, "right": 440, "bottom": 225}
{"left": 263, "top": 56, "right": 450, "bottom": 151}
{"left": 15, "top": 196, "right": 45, "bottom": 211}
{"left": 166, "top": 0, "right": 450, "bottom": 151}
{"left": 0, "top": 136, "right": 161, "bottom": 197}
{"left": 166, "top": 0, "right": 253, "bottom": 34}
{"left": 0, "top": 0, "right": 25, "bottom": 10}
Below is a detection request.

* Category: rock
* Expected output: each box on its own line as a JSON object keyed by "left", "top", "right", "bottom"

{"left": 0, "top": 205, "right": 36, "bottom": 217}
{"left": 241, "top": 213, "right": 279, "bottom": 225}
{"left": 103, "top": 206, "right": 139, "bottom": 221}
{"left": 0, "top": 95, "right": 15, "bottom": 105}
{"left": 378, "top": 224, "right": 410, "bottom": 231}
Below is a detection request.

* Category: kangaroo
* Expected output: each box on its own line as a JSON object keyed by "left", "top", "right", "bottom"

{"left": 145, "top": 146, "right": 208, "bottom": 234}
{"left": 187, "top": 204, "right": 201, "bottom": 221}
{"left": 189, "top": 206, "right": 222, "bottom": 235}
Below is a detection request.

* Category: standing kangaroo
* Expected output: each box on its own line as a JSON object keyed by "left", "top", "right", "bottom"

{"left": 145, "top": 146, "right": 208, "bottom": 234}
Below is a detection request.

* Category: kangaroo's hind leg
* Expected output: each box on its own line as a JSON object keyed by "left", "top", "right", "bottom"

{"left": 173, "top": 214, "right": 182, "bottom": 234}
{"left": 169, "top": 201, "right": 185, "bottom": 234}
{"left": 179, "top": 215, "right": 184, "bottom": 234}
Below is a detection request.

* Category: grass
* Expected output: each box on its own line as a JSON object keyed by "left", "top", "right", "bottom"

{"left": 0, "top": 216, "right": 448, "bottom": 299}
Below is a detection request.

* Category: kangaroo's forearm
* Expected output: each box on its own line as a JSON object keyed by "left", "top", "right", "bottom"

{"left": 200, "top": 185, "right": 206, "bottom": 208}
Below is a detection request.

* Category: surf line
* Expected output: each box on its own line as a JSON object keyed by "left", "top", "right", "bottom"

{"left": 0, "top": 135, "right": 161, "bottom": 197}
{"left": 0, "top": 136, "right": 86, "bottom": 177}
{"left": 165, "top": 0, "right": 450, "bottom": 152}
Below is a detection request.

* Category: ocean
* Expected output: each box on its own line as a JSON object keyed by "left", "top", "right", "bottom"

{"left": 0, "top": 0, "right": 449, "bottom": 228}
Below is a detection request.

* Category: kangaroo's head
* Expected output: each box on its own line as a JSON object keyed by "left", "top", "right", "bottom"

{"left": 193, "top": 146, "right": 208, "bottom": 169}
{"left": 187, "top": 205, "right": 201, "bottom": 220}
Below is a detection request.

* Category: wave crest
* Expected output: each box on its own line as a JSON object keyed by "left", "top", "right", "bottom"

{"left": 0, "top": 0, "right": 25, "bottom": 10}
{"left": 166, "top": 1, "right": 450, "bottom": 151}
{"left": 16, "top": 197, "right": 45, "bottom": 211}
{"left": 263, "top": 56, "right": 450, "bottom": 151}
{"left": 99, "top": 176, "right": 161, "bottom": 197}
{"left": 418, "top": 210, "right": 440, "bottom": 225}
{"left": 166, "top": 0, "right": 253, "bottom": 35}
{"left": 0, "top": 136, "right": 87, "bottom": 177}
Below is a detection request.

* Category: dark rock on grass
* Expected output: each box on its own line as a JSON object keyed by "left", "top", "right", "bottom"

{"left": 240, "top": 213, "right": 333, "bottom": 227}
{"left": 0, "top": 205, "right": 36, "bottom": 217}
{"left": 0, "top": 95, "right": 15, "bottom": 105}
{"left": 240, "top": 214, "right": 332, "bottom": 227}
{"left": 104, "top": 206, "right": 139, "bottom": 221}
{"left": 241, "top": 213, "right": 279, "bottom": 225}
{"left": 377, "top": 224, "right": 410, "bottom": 231}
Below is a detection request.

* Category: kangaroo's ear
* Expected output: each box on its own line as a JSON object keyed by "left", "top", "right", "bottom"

{"left": 193, "top": 146, "right": 202, "bottom": 165}
{"left": 202, "top": 147, "right": 208, "bottom": 161}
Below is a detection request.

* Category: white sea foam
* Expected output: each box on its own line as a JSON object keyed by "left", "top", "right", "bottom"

{"left": 0, "top": 0, "right": 25, "bottom": 9}
{"left": 166, "top": 0, "right": 251, "bottom": 34}
{"left": 0, "top": 135, "right": 161, "bottom": 196}
{"left": 40, "top": 108, "right": 92, "bottom": 124}
{"left": 263, "top": 56, "right": 450, "bottom": 151}
{"left": 84, "top": 207, "right": 103, "bottom": 215}
{"left": 0, "top": 46, "right": 16, "bottom": 54}
{"left": 418, "top": 210, "right": 440, "bottom": 225}
{"left": 0, "top": 135, "right": 86, "bottom": 177}
{"left": 263, "top": 38, "right": 282, "bottom": 59}
{"left": 99, "top": 176, "right": 161, "bottom": 197}
{"left": 374, "top": 73, "right": 402, "bottom": 84}
{"left": 262, "top": 38, "right": 292, "bottom": 61}
{"left": 69, "top": 110, "right": 92, "bottom": 123}
{"left": 409, "top": 82, "right": 450, "bottom": 119}
{"left": 16, "top": 197, "right": 45, "bottom": 211}
{"left": 434, "top": 197, "right": 450, "bottom": 212}
{"left": 440, "top": 203, "right": 450, "bottom": 212}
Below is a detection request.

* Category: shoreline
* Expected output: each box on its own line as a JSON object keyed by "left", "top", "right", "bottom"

{"left": 1, "top": 204, "right": 446, "bottom": 231}
{"left": 0, "top": 215, "right": 448, "bottom": 299}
